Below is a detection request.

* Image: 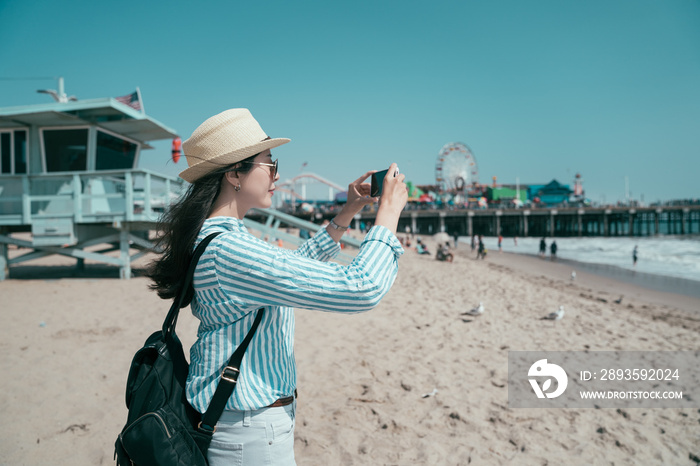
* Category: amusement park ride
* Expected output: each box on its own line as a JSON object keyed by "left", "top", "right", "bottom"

{"left": 433, "top": 142, "right": 583, "bottom": 208}
{"left": 435, "top": 142, "right": 479, "bottom": 193}
{"left": 273, "top": 172, "right": 345, "bottom": 209}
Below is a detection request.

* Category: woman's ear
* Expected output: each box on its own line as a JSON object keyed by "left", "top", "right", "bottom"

{"left": 224, "top": 170, "right": 239, "bottom": 185}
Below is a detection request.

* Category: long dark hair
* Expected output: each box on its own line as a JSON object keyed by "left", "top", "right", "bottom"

{"left": 146, "top": 154, "right": 257, "bottom": 302}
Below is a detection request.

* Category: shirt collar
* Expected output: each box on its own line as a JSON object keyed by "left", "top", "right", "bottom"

{"left": 201, "top": 216, "right": 248, "bottom": 234}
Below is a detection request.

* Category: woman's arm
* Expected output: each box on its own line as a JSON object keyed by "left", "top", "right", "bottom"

{"left": 203, "top": 226, "right": 403, "bottom": 322}
{"left": 293, "top": 164, "right": 407, "bottom": 259}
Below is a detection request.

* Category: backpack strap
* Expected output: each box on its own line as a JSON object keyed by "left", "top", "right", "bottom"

{"left": 162, "top": 232, "right": 221, "bottom": 337}
{"left": 198, "top": 307, "right": 264, "bottom": 433}
{"left": 160, "top": 230, "right": 265, "bottom": 434}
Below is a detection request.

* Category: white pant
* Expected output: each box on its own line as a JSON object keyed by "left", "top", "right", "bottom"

{"left": 207, "top": 401, "right": 296, "bottom": 466}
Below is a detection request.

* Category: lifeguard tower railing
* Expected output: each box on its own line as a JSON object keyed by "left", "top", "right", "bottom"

{"left": 0, "top": 169, "right": 185, "bottom": 279}
{"left": 0, "top": 170, "right": 361, "bottom": 280}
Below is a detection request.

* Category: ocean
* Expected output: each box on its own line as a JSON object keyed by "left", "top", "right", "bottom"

{"left": 458, "top": 235, "right": 700, "bottom": 284}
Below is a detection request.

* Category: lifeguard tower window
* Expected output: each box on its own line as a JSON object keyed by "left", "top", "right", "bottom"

{"left": 43, "top": 128, "right": 88, "bottom": 172}
{"left": 96, "top": 130, "right": 138, "bottom": 170}
{"left": 0, "top": 129, "right": 27, "bottom": 174}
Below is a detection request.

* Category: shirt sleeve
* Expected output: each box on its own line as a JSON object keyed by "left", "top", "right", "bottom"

{"left": 204, "top": 225, "right": 404, "bottom": 319}
{"left": 292, "top": 227, "right": 340, "bottom": 262}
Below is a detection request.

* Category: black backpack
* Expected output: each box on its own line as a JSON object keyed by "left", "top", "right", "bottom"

{"left": 115, "top": 233, "right": 263, "bottom": 465}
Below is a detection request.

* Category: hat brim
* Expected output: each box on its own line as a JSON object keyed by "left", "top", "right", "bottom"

{"left": 179, "top": 137, "right": 290, "bottom": 183}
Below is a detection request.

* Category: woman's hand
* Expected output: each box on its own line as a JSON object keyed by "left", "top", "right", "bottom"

{"left": 325, "top": 170, "right": 379, "bottom": 242}
{"left": 375, "top": 163, "right": 407, "bottom": 234}
{"left": 343, "top": 170, "right": 379, "bottom": 217}
{"left": 327, "top": 165, "right": 407, "bottom": 240}
{"left": 377, "top": 163, "right": 408, "bottom": 215}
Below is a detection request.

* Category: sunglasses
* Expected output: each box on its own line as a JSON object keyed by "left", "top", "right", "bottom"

{"left": 241, "top": 159, "right": 278, "bottom": 179}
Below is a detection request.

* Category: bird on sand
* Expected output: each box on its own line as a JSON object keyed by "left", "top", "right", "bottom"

{"left": 542, "top": 305, "right": 565, "bottom": 320}
{"left": 464, "top": 302, "right": 485, "bottom": 316}
{"left": 571, "top": 271, "right": 577, "bottom": 281}
{"left": 614, "top": 296, "right": 623, "bottom": 304}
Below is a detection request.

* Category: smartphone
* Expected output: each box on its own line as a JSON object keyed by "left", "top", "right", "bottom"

{"left": 371, "top": 169, "right": 389, "bottom": 197}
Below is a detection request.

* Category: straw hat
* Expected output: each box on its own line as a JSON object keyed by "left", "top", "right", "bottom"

{"left": 179, "top": 108, "right": 290, "bottom": 183}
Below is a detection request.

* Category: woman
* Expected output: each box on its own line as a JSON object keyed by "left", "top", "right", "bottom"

{"left": 147, "top": 108, "right": 407, "bottom": 465}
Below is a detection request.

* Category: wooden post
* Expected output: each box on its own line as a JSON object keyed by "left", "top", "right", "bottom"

{"left": 655, "top": 209, "right": 661, "bottom": 235}
{"left": 72, "top": 174, "right": 82, "bottom": 222}
{"left": 577, "top": 209, "right": 583, "bottom": 237}
{"left": 0, "top": 228, "right": 8, "bottom": 280}
{"left": 523, "top": 210, "right": 529, "bottom": 237}
{"left": 119, "top": 226, "right": 131, "bottom": 280}
{"left": 550, "top": 210, "right": 557, "bottom": 237}
{"left": 125, "top": 172, "right": 134, "bottom": 221}
{"left": 21, "top": 176, "right": 31, "bottom": 224}
{"left": 144, "top": 172, "right": 152, "bottom": 216}
{"left": 682, "top": 208, "right": 688, "bottom": 235}
{"left": 604, "top": 210, "right": 610, "bottom": 236}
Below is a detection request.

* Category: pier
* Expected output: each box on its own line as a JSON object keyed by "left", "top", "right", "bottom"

{"left": 324, "top": 205, "right": 700, "bottom": 238}
{"left": 265, "top": 169, "right": 699, "bottom": 238}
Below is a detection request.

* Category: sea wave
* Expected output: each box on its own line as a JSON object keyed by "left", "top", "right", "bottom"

{"left": 458, "top": 235, "right": 700, "bottom": 282}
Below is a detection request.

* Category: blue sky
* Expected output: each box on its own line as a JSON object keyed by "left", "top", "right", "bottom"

{"left": 1, "top": 0, "right": 698, "bottom": 204}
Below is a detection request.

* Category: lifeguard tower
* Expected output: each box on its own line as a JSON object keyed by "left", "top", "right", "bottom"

{"left": 0, "top": 84, "right": 185, "bottom": 279}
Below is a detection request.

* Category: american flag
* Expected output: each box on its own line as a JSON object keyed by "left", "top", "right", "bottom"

{"left": 115, "top": 91, "right": 142, "bottom": 111}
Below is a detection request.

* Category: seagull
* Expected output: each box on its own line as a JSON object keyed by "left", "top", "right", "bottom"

{"left": 571, "top": 271, "right": 577, "bottom": 281}
{"left": 464, "top": 302, "right": 485, "bottom": 316}
{"left": 614, "top": 296, "right": 623, "bottom": 304}
{"left": 421, "top": 388, "right": 439, "bottom": 398}
{"left": 542, "top": 305, "right": 565, "bottom": 320}
{"left": 37, "top": 89, "right": 78, "bottom": 103}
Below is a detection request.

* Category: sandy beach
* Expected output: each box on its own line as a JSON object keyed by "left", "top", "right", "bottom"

{"left": 1, "top": 234, "right": 699, "bottom": 465}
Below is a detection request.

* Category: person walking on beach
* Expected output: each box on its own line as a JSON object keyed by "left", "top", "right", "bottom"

{"left": 539, "top": 237, "right": 547, "bottom": 258}
{"left": 550, "top": 240, "right": 558, "bottom": 261}
{"left": 498, "top": 234, "right": 503, "bottom": 252}
{"left": 147, "top": 108, "right": 408, "bottom": 465}
{"left": 477, "top": 235, "right": 487, "bottom": 260}
{"left": 633, "top": 245, "right": 638, "bottom": 267}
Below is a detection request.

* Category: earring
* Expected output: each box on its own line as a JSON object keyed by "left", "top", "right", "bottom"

{"left": 233, "top": 184, "right": 241, "bottom": 192}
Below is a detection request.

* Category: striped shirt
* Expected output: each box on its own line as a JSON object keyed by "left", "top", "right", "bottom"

{"left": 186, "top": 216, "right": 404, "bottom": 412}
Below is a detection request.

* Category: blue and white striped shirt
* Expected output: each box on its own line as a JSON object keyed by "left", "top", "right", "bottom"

{"left": 186, "top": 216, "right": 404, "bottom": 412}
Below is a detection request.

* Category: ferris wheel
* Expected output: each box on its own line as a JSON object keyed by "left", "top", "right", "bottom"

{"left": 435, "top": 142, "right": 479, "bottom": 192}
